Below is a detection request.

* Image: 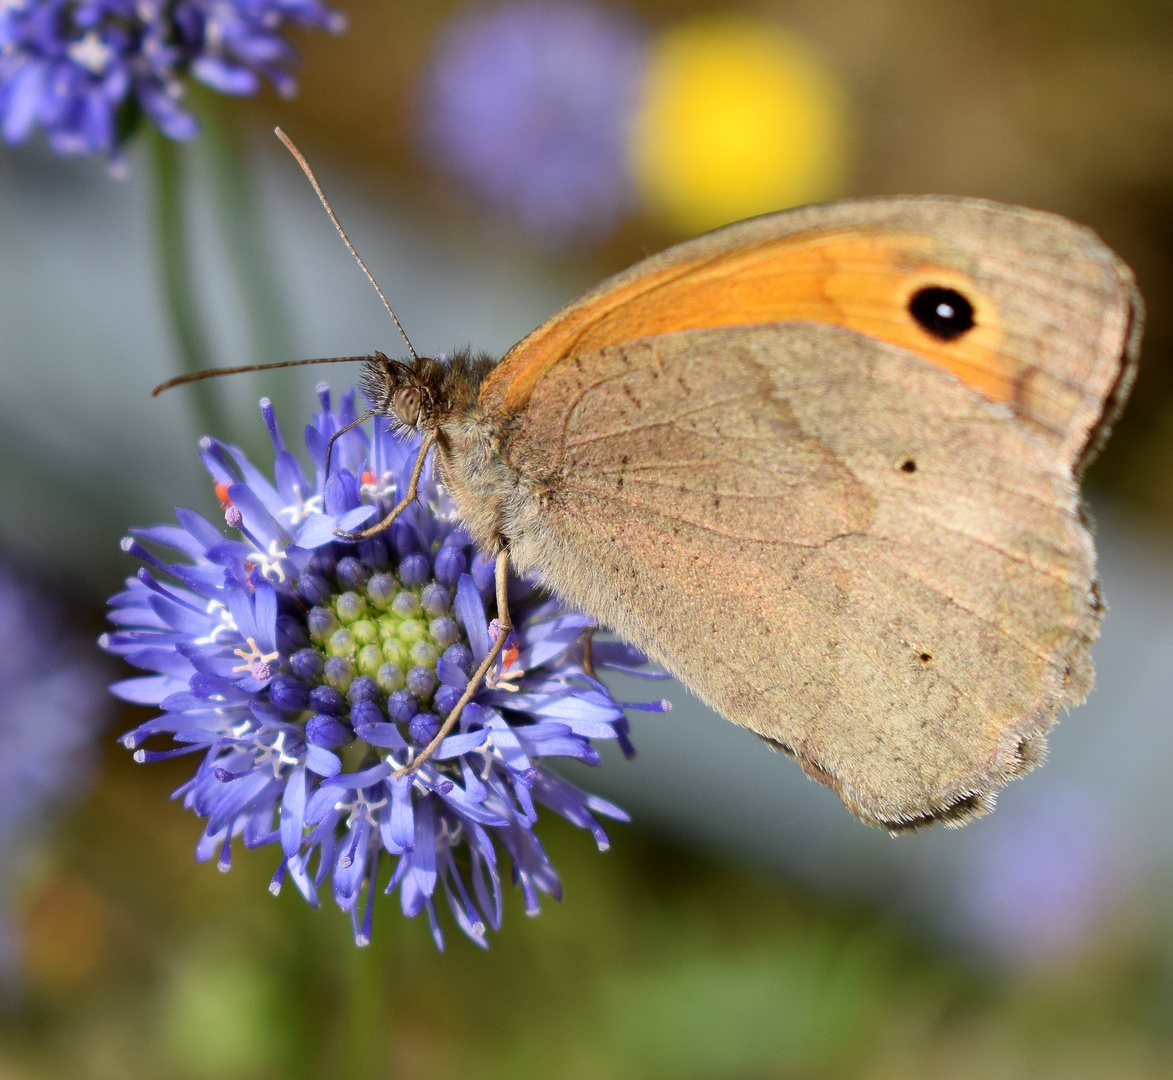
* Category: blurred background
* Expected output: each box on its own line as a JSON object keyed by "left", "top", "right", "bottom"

{"left": 2, "top": 0, "right": 1173, "bottom": 1076}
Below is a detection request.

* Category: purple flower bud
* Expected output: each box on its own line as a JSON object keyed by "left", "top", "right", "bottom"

{"left": 335, "top": 556, "right": 370, "bottom": 591}
{"left": 310, "top": 549, "right": 337, "bottom": 576}
{"left": 406, "top": 665, "right": 437, "bottom": 701}
{"left": 307, "top": 715, "right": 352, "bottom": 748}
{"left": 420, "top": 583, "right": 450, "bottom": 616}
{"left": 391, "top": 522, "right": 415, "bottom": 557}
{"left": 349, "top": 700, "right": 384, "bottom": 732}
{"left": 387, "top": 689, "right": 419, "bottom": 724}
{"left": 408, "top": 712, "right": 441, "bottom": 745}
{"left": 357, "top": 537, "right": 389, "bottom": 570}
{"left": 269, "top": 675, "right": 310, "bottom": 711}
{"left": 335, "top": 592, "right": 366, "bottom": 623}
{"left": 347, "top": 675, "right": 380, "bottom": 704}
{"left": 323, "top": 655, "right": 355, "bottom": 693}
{"left": 434, "top": 546, "right": 466, "bottom": 587}
{"left": 306, "top": 606, "right": 336, "bottom": 640}
{"left": 442, "top": 643, "right": 474, "bottom": 675}
{"left": 471, "top": 551, "right": 496, "bottom": 592}
{"left": 430, "top": 617, "right": 459, "bottom": 647}
{"left": 298, "top": 573, "right": 333, "bottom": 606}
{"left": 367, "top": 573, "right": 396, "bottom": 607}
{"left": 398, "top": 553, "right": 429, "bottom": 587}
{"left": 291, "top": 648, "right": 325, "bottom": 681}
{"left": 309, "top": 684, "right": 345, "bottom": 716}
{"left": 276, "top": 614, "right": 308, "bottom": 653}
{"left": 433, "top": 684, "right": 462, "bottom": 717}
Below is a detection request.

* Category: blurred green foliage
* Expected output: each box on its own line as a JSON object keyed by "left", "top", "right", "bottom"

{"left": 5, "top": 715, "right": 1173, "bottom": 1080}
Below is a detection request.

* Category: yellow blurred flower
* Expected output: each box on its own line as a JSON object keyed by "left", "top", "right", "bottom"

{"left": 631, "top": 14, "right": 850, "bottom": 234}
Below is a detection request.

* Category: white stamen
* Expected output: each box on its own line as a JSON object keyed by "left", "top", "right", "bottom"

{"left": 253, "top": 730, "right": 298, "bottom": 777}
{"left": 246, "top": 538, "right": 291, "bottom": 584}
{"left": 277, "top": 486, "right": 324, "bottom": 527}
{"left": 193, "top": 599, "right": 238, "bottom": 646}
{"left": 68, "top": 30, "right": 113, "bottom": 74}
{"left": 334, "top": 790, "right": 387, "bottom": 829}
{"left": 359, "top": 471, "right": 398, "bottom": 503}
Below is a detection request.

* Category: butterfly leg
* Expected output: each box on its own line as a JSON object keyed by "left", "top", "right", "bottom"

{"left": 336, "top": 430, "right": 435, "bottom": 540}
{"left": 394, "top": 547, "right": 512, "bottom": 778}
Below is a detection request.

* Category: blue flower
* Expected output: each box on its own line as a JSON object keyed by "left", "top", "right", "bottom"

{"left": 0, "top": 565, "right": 109, "bottom": 978}
{"left": 0, "top": 0, "right": 345, "bottom": 162}
{"left": 102, "top": 383, "right": 669, "bottom": 948}
{"left": 417, "top": 0, "right": 645, "bottom": 249}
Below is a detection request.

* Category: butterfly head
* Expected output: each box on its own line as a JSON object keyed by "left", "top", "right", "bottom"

{"left": 360, "top": 349, "right": 499, "bottom": 433}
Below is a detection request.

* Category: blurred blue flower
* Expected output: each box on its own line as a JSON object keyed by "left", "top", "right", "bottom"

{"left": 954, "top": 789, "right": 1124, "bottom": 964}
{"left": 418, "top": 0, "right": 645, "bottom": 249}
{"left": 102, "top": 382, "right": 668, "bottom": 948}
{"left": 0, "top": 566, "right": 108, "bottom": 980}
{"left": 0, "top": 0, "right": 344, "bottom": 163}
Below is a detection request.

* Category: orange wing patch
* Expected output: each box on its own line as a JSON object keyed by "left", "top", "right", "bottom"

{"left": 481, "top": 231, "right": 1008, "bottom": 413}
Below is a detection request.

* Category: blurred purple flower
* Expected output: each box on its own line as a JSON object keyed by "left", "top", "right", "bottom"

{"left": 102, "top": 382, "right": 669, "bottom": 948}
{"left": 0, "top": 0, "right": 345, "bottom": 163}
{"left": 0, "top": 565, "right": 108, "bottom": 978}
{"left": 418, "top": 0, "right": 645, "bottom": 249}
{"left": 954, "top": 790, "right": 1124, "bottom": 963}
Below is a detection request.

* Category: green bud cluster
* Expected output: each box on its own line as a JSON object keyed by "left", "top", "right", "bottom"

{"left": 306, "top": 568, "right": 464, "bottom": 708}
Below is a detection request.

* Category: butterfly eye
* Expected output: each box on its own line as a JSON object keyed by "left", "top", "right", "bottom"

{"left": 908, "top": 286, "right": 975, "bottom": 341}
{"left": 393, "top": 385, "right": 422, "bottom": 426}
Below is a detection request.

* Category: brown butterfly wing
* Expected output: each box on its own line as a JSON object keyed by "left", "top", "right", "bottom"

{"left": 492, "top": 198, "right": 1140, "bottom": 829}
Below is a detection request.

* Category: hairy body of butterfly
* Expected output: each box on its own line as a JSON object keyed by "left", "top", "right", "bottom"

{"left": 354, "top": 194, "right": 1142, "bottom": 832}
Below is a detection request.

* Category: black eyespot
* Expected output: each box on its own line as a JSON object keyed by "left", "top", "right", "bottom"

{"left": 900, "top": 459, "right": 917, "bottom": 473}
{"left": 919, "top": 653, "right": 932, "bottom": 663}
{"left": 909, "top": 287, "right": 975, "bottom": 341}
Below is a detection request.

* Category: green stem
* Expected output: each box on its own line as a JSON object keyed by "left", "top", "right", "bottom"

{"left": 194, "top": 87, "right": 298, "bottom": 429}
{"left": 343, "top": 917, "right": 387, "bottom": 1080}
{"left": 147, "top": 125, "right": 227, "bottom": 441}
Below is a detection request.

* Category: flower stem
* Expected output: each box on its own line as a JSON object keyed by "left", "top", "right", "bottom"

{"left": 343, "top": 916, "right": 387, "bottom": 1080}
{"left": 147, "top": 125, "right": 226, "bottom": 440}
{"left": 192, "top": 87, "right": 297, "bottom": 419}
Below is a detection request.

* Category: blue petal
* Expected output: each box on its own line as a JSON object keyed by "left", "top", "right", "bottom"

{"left": 280, "top": 766, "right": 307, "bottom": 857}
{"left": 306, "top": 745, "right": 341, "bottom": 777}
{"left": 454, "top": 574, "right": 490, "bottom": 662}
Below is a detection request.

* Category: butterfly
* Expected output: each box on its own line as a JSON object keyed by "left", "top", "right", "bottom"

{"left": 158, "top": 130, "right": 1142, "bottom": 830}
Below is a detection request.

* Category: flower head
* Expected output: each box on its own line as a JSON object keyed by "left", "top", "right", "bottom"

{"left": 102, "top": 382, "right": 668, "bottom": 948}
{"left": 0, "top": 565, "right": 108, "bottom": 977}
{"left": 0, "top": 0, "right": 345, "bottom": 163}
{"left": 418, "top": 0, "right": 645, "bottom": 249}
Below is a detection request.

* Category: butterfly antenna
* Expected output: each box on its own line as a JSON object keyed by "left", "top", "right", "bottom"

{"left": 275, "top": 127, "right": 419, "bottom": 362}
{"left": 151, "top": 355, "right": 374, "bottom": 397}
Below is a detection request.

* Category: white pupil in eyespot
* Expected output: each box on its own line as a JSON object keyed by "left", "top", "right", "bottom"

{"left": 936, "top": 302, "right": 955, "bottom": 319}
